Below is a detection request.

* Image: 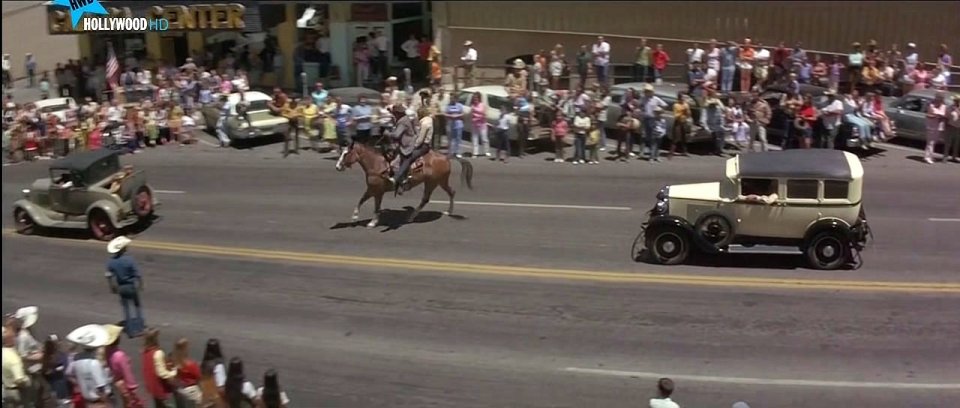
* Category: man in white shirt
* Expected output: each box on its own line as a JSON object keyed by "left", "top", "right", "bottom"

{"left": 401, "top": 34, "right": 420, "bottom": 77}
{"left": 820, "top": 90, "right": 844, "bottom": 149}
{"left": 649, "top": 378, "right": 680, "bottom": 408}
{"left": 461, "top": 40, "right": 478, "bottom": 87}
{"left": 754, "top": 42, "right": 771, "bottom": 87}
{"left": 373, "top": 29, "right": 389, "bottom": 77}
{"left": 686, "top": 43, "right": 704, "bottom": 64}
{"left": 591, "top": 36, "right": 611, "bottom": 86}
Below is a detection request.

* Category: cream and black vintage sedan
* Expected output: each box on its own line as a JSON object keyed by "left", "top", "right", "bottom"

{"left": 201, "top": 91, "right": 289, "bottom": 140}
{"left": 634, "top": 149, "right": 871, "bottom": 270}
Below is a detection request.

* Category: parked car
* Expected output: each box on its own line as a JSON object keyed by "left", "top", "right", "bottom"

{"left": 328, "top": 87, "right": 383, "bottom": 105}
{"left": 439, "top": 85, "right": 546, "bottom": 142}
{"left": 760, "top": 84, "right": 864, "bottom": 149}
{"left": 634, "top": 149, "right": 871, "bottom": 270}
{"left": 12, "top": 149, "right": 159, "bottom": 241}
{"left": 885, "top": 89, "right": 956, "bottom": 142}
{"left": 603, "top": 82, "right": 713, "bottom": 144}
{"left": 200, "top": 91, "right": 289, "bottom": 140}
{"left": 33, "top": 97, "right": 77, "bottom": 124}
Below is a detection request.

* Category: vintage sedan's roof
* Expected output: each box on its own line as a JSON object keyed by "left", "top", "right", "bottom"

{"left": 51, "top": 149, "right": 118, "bottom": 172}
{"left": 227, "top": 91, "right": 271, "bottom": 105}
{"left": 736, "top": 150, "right": 855, "bottom": 181}
{"left": 34, "top": 97, "right": 76, "bottom": 110}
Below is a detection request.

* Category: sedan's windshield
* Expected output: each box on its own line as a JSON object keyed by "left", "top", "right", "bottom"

{"left": 39, "top": 104, "right": 70, "bottom": 113}
{"left": 246, "top": 100, "right": 270, "bottom": 112}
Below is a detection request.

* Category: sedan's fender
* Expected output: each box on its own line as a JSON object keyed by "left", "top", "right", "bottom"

{"left": 12, "top": 199, "right": 57, "bottom": 227}
{"left": 86, "top": 199, "right": 124, "bottom": 226}
{"left": 802, "top": 218, "right": 852, "bottom": 249}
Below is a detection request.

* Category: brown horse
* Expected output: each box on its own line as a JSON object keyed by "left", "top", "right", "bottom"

{"left": 335, "top": 142, "right": 474, "bottom": 228}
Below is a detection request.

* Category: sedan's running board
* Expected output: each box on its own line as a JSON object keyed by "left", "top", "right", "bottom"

{"left": 726, "top": 245, "right": 802, "bottom": 255}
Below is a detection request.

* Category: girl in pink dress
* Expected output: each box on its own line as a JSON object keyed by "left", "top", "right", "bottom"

{"left": 470, "top": 92, "right": 489, "bottom": 157}
{"left": 924, "top": 92, "right": 948, "bottom": 163}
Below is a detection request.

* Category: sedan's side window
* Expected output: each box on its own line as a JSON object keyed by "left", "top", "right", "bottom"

{"left": 488, "top": 96, "right": 511, "bottom": 111}
{"left": 898, "top": 97, "right": 925, "bottom": 112}
{"left": 741, "top": 178, "right": 777, "bottom": 196}
{"left": 786, "top": 180, "right": 819, "bottom": 199}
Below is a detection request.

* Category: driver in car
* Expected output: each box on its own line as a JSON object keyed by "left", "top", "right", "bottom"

{"left": 109, "top": 164, "right": 135, "bottom": 196}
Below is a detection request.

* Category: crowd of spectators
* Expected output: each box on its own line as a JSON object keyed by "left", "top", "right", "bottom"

{"left": 4, "top": 309, "right": 290, "bottom": 408}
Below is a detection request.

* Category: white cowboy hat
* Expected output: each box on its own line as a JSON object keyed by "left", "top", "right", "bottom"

{"left": 14, "top": 306, "right": 38, "bottom": 329}
{"left": 642, "top": 83, "right": 655, "bottom": 92}
{"left": 386, "top": 76, "right": 398, "bottom": 82}
{"left": 907, "top": 42, "right": 916, "bottom": 48}
{"left": 513, "top": 59, "right": 526, "bottom": 70}
{"left": 5, "top": 102, "right": 15, "bottom": 109}
{"left": 463, "top": 40, "right": 473, "bottom": 46}
{"left": 102, "top": 324, "right": 123, "bottom": 345}
{"left": 66, "top": 324, "right": 109, "bottom": 348}
{"left": 107, "top": 236, "right": 132, "bottom": 254}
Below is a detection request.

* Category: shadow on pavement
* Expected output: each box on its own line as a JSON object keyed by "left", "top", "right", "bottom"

{"left": 16, "top": 215, "right": 158, "bottom": 242}
{"left": 329, "top": 207, "right": 445, "bottom": 232}
{"left": 632, "top": 249, "right": 858, "bottom": 271}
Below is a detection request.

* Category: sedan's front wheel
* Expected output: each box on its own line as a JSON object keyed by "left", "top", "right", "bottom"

{"left": 645, "top": 226, "right": 690, "bottom": 265}
{"left": 13, "top": 207, "right": 36, "bottom": 235}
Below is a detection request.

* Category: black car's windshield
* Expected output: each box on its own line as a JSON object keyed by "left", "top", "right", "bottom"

{"left": 245, "top": 100, "right": 270, "bottom": 113}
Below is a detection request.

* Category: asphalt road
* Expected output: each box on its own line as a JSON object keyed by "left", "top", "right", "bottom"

{"left": 3, "top": 138, "right": 960, "bottom": 407}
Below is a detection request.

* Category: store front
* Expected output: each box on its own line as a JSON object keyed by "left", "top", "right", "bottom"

{"left": 45, "top": 1, "right": 432, "bottom": 91}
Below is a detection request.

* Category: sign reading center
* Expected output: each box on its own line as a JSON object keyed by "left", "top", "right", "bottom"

{"left": 49, "top": 3, "right": 246, "bottom": 34}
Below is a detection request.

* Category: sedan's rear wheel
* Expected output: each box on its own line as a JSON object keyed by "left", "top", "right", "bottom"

{"left": 805, "top": 231, "right": 849, "bottom": 270}
{"left": 88, "top": 210, "right": 117, "bottom": 241}
{"left": 13, "top": 207, "right": 36, "bottom": 235}
{"left": 133, "top": 187, "right": 154, "bottom": 218}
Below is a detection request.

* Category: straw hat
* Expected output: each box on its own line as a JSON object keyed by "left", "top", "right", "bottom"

{"left": 463, "top": 40, "right": 473, "bottom": 46}
{"left": 107, "top": 236, "right": 132, "bottom": 254}
{"left": 14, "top": 306, "right": 39, "bottom": 329}
{"left": 512, "top": 59, "right": 526, "bottom": 70}
{"left": 66, "top": 324, "right": 109, "bottom": 348}
{"left": 642, "top": 83, "right": 655, "bottom": 92}
{"left": 102, "top": 324, "right": 123, "bottom": 345}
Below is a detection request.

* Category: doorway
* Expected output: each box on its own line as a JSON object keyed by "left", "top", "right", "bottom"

{"left": 349, "top": 23, "right": 390, "bottom": 86}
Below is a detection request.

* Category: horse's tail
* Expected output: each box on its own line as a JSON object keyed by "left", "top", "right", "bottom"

{"left": 456, "top": 158, "right": 474, "bottom": 190}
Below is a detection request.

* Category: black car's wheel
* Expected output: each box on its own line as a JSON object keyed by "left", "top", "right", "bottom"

{"left": 645, "top": 226, "right": 690, "bottom": 265}
{"left": 133, "top": 187, "right": 154, "bottom": 218}
{"left": 695, "top": 213, "right": 734, "bottom": 249}
{"left": 805, "top": 231, "right": 849, "bottom": 270}
{"left": 88, "top": 209, "right": 117, "bottom": 241}
{"left": 13, "top": 207, "right": 36, "bottom": 235}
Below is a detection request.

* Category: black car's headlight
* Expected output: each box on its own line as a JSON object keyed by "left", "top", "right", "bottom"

{"left": 649, "top": 186, "right": 670, "bottom": 216}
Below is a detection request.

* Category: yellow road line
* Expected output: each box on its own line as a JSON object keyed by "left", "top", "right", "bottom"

{"left": 5, "top": 230, "right": 960, "bottom": 293}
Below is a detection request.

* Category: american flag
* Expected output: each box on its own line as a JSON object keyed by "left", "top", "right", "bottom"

{"left": 106, "top": 42, "right": 120, "bottom": 90}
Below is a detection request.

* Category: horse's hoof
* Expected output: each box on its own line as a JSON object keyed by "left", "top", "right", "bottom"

{"left": 442, "top": 211, "right": 451, "bottom": 216}
{"left": 366, "top": 220, "right": 377, "bottom": 228}
{"left": 351, "top": 214, "right": 360, "bottom": 221}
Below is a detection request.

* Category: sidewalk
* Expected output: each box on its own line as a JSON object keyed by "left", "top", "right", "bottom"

{"left": 4, "top": 77, "right": 46, "bottom": 104}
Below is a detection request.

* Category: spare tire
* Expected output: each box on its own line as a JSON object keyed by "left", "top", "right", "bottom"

{"left": 694, "top": 212, "right": 735, "bottom": 250}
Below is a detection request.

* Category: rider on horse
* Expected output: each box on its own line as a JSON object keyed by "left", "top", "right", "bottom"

{"left": 388, "top": 105, "right": 431, "bottom": 193}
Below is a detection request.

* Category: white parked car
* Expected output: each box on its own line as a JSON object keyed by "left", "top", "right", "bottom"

{"left": 439, "top": 86, "right": 545, "bottom": 142}
{"left": 200, "top": 91, "right": 288, "bottom": 140}
{"left": 33, "top": 97, "right": 78, "bottom": 124}
{"left": 634, "top": 149, "right": 871, "bottom": 270}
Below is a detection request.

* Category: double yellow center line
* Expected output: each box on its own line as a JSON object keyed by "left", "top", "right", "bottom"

{"left": 7, "top": 231, "right": 958, "bottom": 294}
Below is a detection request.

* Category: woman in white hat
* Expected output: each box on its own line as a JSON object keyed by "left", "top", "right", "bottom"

{"left": 65, "top": 324, "right": 112, "bottom": 407}
{"left": 106, "top": 236, "right": 146, "bottom": 337}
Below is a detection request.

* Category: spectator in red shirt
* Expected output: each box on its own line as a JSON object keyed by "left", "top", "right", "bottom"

{"left": 797, "top": 94, "right": 818, "bottom": 149}
{"left": 172, "top": 338, "right": 202, "bottom": 407}
{"left": 418, "top": 36, "right": 432, "bottom": 81}
{"left": 652, "top": 44, "right": 670, "bottom": 85}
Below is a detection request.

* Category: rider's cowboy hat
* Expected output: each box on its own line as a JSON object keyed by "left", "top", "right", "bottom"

{"left": 463, "top": 40, "right": 473, "bottom": 46}
{"left": 824, "top": 89, "right": 837, "bottom": 96}
{"left": 102, "top": 324, "right": 123, "bottom": 345}
{"left": 386, "top": 76, "right": 398, "bottom": 82}
{"left": 14, "top": 306, "right": 39, "bottom": 329}
{"left": 107, "top": 236, "right": 132, "bottom": 254}
{"left": 66, "top": 324, "right": 109, "bottom": 348}
{"left": 642, "top": 83, "right": 655, "bottom": 92}
{"left": 513, "top": 59, "right": 526, "bottom": 70}
{"left": 907, "top": 42, "right": 917, "bottom": 48}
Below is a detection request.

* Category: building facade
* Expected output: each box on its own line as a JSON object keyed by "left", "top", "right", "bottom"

{"left": 2, "top": 1, "right": 80, "bottom": 81}
{"left": 432, "top": 1, "right": 959, "bottom": 69}
{"left": 42, "top": 1, "right": 430, "bottom": 90}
